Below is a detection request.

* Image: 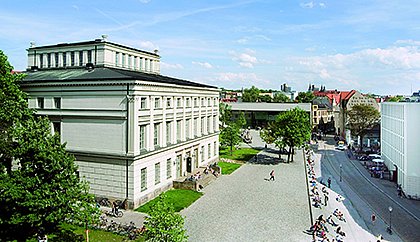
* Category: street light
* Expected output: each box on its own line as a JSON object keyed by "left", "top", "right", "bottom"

{"left": 340, "top": 164, "right": 343, "bottom": 182}
{"left": 387, "top": 206, "right": 393, "bottom": 234}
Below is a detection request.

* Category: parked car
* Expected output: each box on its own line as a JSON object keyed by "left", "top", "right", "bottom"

{"left": 337, "top": 143, "right": 345, "bottom": 150}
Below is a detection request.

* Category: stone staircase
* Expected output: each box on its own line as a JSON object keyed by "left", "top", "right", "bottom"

{"left": 173, "top": 165, "right": 220, "bottom": 191}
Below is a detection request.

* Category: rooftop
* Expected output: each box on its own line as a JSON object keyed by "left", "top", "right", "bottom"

{"left": 229, "top": 102, "right": 311, "bottom": 112}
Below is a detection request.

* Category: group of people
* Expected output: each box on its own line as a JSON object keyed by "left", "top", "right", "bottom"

{"left": 306, "top": 149, "right": 348, "bottom": 242}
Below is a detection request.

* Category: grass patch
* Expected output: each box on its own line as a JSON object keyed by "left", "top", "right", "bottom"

{"left": 218, "top": 162, "right": 242, "bottom": 175}
{"left": 136, "top": 189, "right": 202, "bottom": 214}
{"left": 220, "top": 147, "right": 260, "bottom": 162}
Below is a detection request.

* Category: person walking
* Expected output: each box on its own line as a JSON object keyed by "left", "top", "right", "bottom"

{"left": 327, "top": 177, "right": 331, "bottom": 188}
{"left": 324, "top": 193, "right": 329, "bottom": 206}
{"left": 269, "top": 170, "right": 275, "bottom": 181}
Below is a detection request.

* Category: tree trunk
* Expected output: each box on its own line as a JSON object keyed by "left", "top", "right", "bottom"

{"left": 291, "top": 147, "right": 295, "bottom": 162}
{"left": 287, "top": 146, "right": 293, "bottom": 163}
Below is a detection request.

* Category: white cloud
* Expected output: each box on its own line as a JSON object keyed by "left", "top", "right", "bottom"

{"left": 160, "top": 62, "right": 183, "bottom": 70}
{"left": 319, "top": 3, "right": 326, "bottom": 8}
{"left": 216, "top": 72, "right": 261, "bottom": 83}
{"left": 139, "top": 41, "right": 159, "bottom": 51}
{"left": 300, "top": 1, "right": 314, "bottom": 9}
{"left": 230, "top": 49, "right": 259, "bottom": 68}
{"left": 192, "top": 61, "right": 213, "bottom": 69}
{"left": 395, "top": 39, "right": 420, "bottom": 46}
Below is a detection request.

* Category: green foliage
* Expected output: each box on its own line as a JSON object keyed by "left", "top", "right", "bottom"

{"left": 346, "top": 104, "right": 380, "bottom": 142}
{"left": 218, "top": 162, "right": 242, "bottom": 174}
{"left": 219, "top": 147, "right": 260, "bottom": 161}
{"left": 259, "top": 94, "right": 272, "bottom": 103}
{"left": 236, "top": 112, "right": 247, "bottom": 129}
{"left": 242, "top": 86, "right": 260, "bottom": 102}
{"left": 0, "top": 50, "right": 98, "bottom": 240}
{"left": 273, "top": 92, "right": 290, "bottom": 103}
{"left": 220, "top": 123, "right": 242, "bottom": 155}
{"left": 295, "top": 91, "right": 315, "bottom": 103}
{"left": 387, "top": 96, "right": 404, "bottom": 102}
{"left": 261, "top": 108, "right": 311, "bottom": 162}
{"left": 136, "top": 189, "right": 202, "bottom": 213}
{"left": 143, "top": 195, "right": 188, "bottom": 242}
{"left": 219, "top": 102, "right": 232, "bottom": 127}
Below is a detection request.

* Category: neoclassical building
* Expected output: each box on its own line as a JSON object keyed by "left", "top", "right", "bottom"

{"left": 21, "top": 38, "right": 220, "bottom": 208}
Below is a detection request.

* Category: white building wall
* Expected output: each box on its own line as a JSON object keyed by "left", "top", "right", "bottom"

{"left": 381, "top": 102, "right": 420, "bottom": 198}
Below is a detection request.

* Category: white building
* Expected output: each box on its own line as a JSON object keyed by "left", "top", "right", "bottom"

{"left": 381, "top": 102, "right": 420, "bottom": 198}
{"left": 21, "top": 38, "right": 220, "bottom": 208}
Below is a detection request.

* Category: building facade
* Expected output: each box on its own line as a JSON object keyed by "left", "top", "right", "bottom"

{"left": 21, "top": 39, "right": 219, "bottom": 208}
{"left": 381, "top": 102, "right": 420, "bottom": 198}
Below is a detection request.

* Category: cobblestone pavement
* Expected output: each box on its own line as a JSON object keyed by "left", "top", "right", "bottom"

{"left": 181, "top": 147, "right": 311, "bottom": 242}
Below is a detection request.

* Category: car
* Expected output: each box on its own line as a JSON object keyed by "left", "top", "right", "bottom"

{"left": 337, "top": 143, "right": 345, "bottom": 150}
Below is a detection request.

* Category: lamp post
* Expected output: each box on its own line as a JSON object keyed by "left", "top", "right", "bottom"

{"left": 340, "top": 164, "right": 343, "bottom": 182}
{"left": 387, "top": 206, "right": 393, "bottom": 234}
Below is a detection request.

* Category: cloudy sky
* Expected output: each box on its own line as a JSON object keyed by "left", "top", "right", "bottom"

{"left": 2, "top": 0, "right": 420, "bottom": 95}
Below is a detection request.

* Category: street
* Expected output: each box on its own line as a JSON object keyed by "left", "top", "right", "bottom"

{"left": 318, "top": 137, "right": 420, "bottom": 242}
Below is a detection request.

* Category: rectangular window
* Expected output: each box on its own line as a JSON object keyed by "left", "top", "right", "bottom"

{"left": 55, "top": 53, "right": 59, "bottom": 67}
{"left": 177, "top": 98, "right": 182, "bottom": 107}
{"left": 202, "top": 117, "right": 205, "bottom": 134}
{"left": 176, "top": 120, "right": 182, "bottom": 141}
{"left": 208, "top": 117, "right": 211, "bottom": 133}
{"left": 54, "top": 97, "right": 61, "bottom": 109}
{"left": 214, "top": 115, "right": 217, "bottom": 131}
{"left": 115, "top": 52, "right": 119, "bottom": 66}
{"left": 139, "top": 57, "right": 143, "bottom": 70}
{"left": 128, "top": 55, "right": 132, "bottom": 68}
{"left": 79, "top": 51, "right": 83, "bottom": 66}
{"left": 140, "top": 97, "right": 147, "bottom": 109}
{"left": 154, "top": 97, "right": 161, "bottom": 109}
{"left": 53, "top": 122, "right": 61, "bottom": 135}
{"left": 155, "top": 163, "right": 160, "bottom": 185}
{"left": 194, "top": 118, "right": 198, "bottom": 137}
{"left": 214, "top": 141, "right": 217, "bottom": 156}
{"left": 186, "top": 119, "right": 191, "bottom": 139}
{"left": 122, "top": 53, "right": 126, "bottom": 67}
{"left": 201, "top": 98, "right": 205, "bottom": 106}
{"left": 208, "top": 144, "right": 211, "bottom": 159}
{"left": 37, "top": 97, "right": 44, "bottom": 109}
{"left": 154, "top": 123, "right": 160, "bottom": 147}
{"left": 47, "top": 53, "right": 51, "bottom": 68}
{"left": 62, "top": 52, "right": 67, "bottom": 67}
{"left": 87, "top": 50, "right": 92, "bottom": 63}
{"left": 166, "top": 121, "right": 171, "bottom": 145}
{"left": 141, "top": 168, "right": 147, "bottom": 191}
{"left": 139, "top": 125, "right": 146, "bottom": 151}
{"left": 145, "top": 58, "right": 149, "bottom": 71}
{"left": 208, "top": 98, "right": 211, "bottom": 106}
{"left": 71, "top": 52, "right": 75, "bottom": 66}
{"left": 186, "top": 98, "right": 190, "bottom": 107}
{"left": 167, "top": 158, "right": 172, "bottom": 179}
{"left": 39, "top": 54, "right": 44, "bottom": 68}
{"left": 167, "top": 98, "right": 172, "bottom": 108}
{"left": 134, "top": 57, "right": 138, "bottom": 70}
{"left": 194, "top": 98, "right": 198, "bottom": 107}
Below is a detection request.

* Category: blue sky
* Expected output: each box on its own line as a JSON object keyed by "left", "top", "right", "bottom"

{"left": 2, "top": 0, "right": 420, "bottom": 95}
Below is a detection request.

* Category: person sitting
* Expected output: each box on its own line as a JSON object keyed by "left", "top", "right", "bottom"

{"left": 327, "top": 215, "right": 338, "bottom": 227}
{"left": 336, "top": 226, "right": 346, "bottom": 237}
{"left": 321, "top": 186, "right": 329, "bottom": 194}
{"left": 334, "top": 210, "right": 346, "bottom": 222}
{"left": 336, "top": 194, "right": 344, "bottom": 202}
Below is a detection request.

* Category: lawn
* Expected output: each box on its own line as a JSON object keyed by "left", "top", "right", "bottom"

{"left": 219, "top": 147, "right": 260, "bottom": 162}
{"left": 218, "top": 162, "right": 242, "bottom": 175}
{"left": 136, "top": 189, "right": 202, "bottom": 214}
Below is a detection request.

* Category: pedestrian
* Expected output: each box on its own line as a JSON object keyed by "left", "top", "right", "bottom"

{"left": 327, "top": 177, "right": 331, "bottom": 188}
{"left": 269, "top": 170, "right": 275, "bottom": 181}
{"left": 324, "top": 193, "right": 329, "bottom": 206}
{"left": 371, "top": 213, "right": 376, "bottom": 225}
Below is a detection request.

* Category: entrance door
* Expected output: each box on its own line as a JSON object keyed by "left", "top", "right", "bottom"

{"left": 186, "top": 151, "right": 192, "bottom": 173}
{"left": 176, "top": 154, "right": 182, "bottom": 178}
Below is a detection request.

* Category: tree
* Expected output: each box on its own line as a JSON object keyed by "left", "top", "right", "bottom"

{"left": 144, "top": 195, "right": 188, "bottom": 242}
{"left": 295, "top": 91, "right": 315, "bottom": 103}
{"left": 260, "top": 108, "right": 311, "bottom": 162}
{"left": 346, "top": 104, "right": 380, "bottom": 149}
{"left": 273, "top": 93, "right": 290, "bottom": 103}
{"left": 219, "top": 102, "right": 232, "bottom": 128}
{"left": 220, "top": 123, "right": 242, "bottom": 156}
{"left": 387, "top": 96, "right": 403, "bottom": 102}
{"left": 0, "top": 51, "right": 98, "bottom": 240}
{"left": 259, "top": 95, "right": 272, "bottom": 103}
{"left": 242, "top": 86, "right": 260, "bottom": 102}
{"left": 236, "top": 112, "right": 247, "bottom": 129}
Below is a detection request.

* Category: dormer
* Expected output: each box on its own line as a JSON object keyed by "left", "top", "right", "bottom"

{"left": 27, "top": 38, "right": 160, "bottom": 74}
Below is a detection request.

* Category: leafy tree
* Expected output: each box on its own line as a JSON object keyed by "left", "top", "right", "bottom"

{"left": 220, "top": 123, "right": 242, "bottom": 156}
{"left": 144, "top": 195, "right": 188, "bottom": 242}
{"left": 236, "top": 112, "right": 247, "bottom": 129}
{"left": 295, "top": 91, "right": 315, "bottom": 103}
{"left": 242, "top": 86, "right": 260, "bottom": 102}
{"left": 219, "top": 102, "right": 232, "bottom": 128}
{"left": 260, "top": 108, "right": 311, "bottom": 162}
{"left": 346, "top": 104, "right": 380, "bottom": 149}
{"left": 387, "top": 96, "right": 403, "bottom": 102}
{"left": 0, "top": 51, "right": 98, "bottom": 240}
{"left": 259, "top": 95, "right": 272, "bottom": 103}
{"left": 273, "top": 92, "right": 290, "bottom": 103}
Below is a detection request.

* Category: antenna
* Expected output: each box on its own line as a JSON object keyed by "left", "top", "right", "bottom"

{"left": 101, "top": 34, "right": 108, "bottom": 41}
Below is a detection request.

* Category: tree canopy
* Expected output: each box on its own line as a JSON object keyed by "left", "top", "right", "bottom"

{"left": 144, "top": 195, "right": 188, "bottom": 242}
{"left": 260, "top": 108, "right": 311, "bottom": 162}
{"left": 0, "top": 50, "right": 98, "bottom": 240}
{"left": 387, "top": 96, "right": 404, "bottom": 102}
{"left": 295, "top": 91, "right": 315, "bottom": 103}
{"left": 346, "top": 104, "right": 380, "bottom": 145}
{"left": 242, "top": 86, "right": 260, "bottom": 102}
{"left": 273, "top": 92, "right": 290, "bottom": 103}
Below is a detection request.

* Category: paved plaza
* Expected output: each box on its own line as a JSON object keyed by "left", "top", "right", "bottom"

{"left": 181, "top": 147, "right": 311, "bottom": 242}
